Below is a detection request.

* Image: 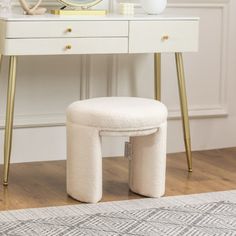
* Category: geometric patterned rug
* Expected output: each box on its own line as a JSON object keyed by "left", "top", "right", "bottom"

{"left": 0, "top": 190, "right": 235, "bottom": 235}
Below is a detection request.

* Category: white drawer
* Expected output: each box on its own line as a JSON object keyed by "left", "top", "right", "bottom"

{"left": 2, "top": 38, "right": 128, "bottom": 55}
{"left": 129, "top": 20, "right": 199, "bottom": 53}
{"left": 4, "top": 21, "right": 129, "bottom": 38}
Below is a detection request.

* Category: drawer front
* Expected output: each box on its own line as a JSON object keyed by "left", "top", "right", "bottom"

{"left": 3, "top": 38, "right": 128, "bottom": 55}
{"left": 5, "top": 21, "right": 129, "bottom": 38}
{"left": 129, "top": 21, "right": 199, "bottom": 53}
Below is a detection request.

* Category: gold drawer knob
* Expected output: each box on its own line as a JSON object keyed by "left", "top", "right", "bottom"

{"left": 161, "top": 35, "right": 169, "bottom": 41}
{"left": 66, "top": 45, "right": 72, "bottom": 50}
{"left": 67, "top": 28, "right": 72, "bottom": 33}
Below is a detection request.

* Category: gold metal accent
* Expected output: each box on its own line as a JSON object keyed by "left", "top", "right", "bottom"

{"left": 67, "top": 28, "right": 72, "bottom": 32}
{"left": 0, "top": 54, "right": 2, "bottom": 74}
{"left": 3, "top": 56, "right": 17, "bottom": 186}
{"left": 175, "top": 53, "right": 193, "bottom": 172}
{"left": 51, "top": 9, "right": 107, "bottom": 15}
{"left": 161, "top": 35, "right": 169, "bottom": 41}
{"left": 0, "top": 54, "right": 2, "bottom": 69}
{"left": 154, "top": 53, "right": 161, "bottom": 101}
{"left": 66, "top": 45, "right": 72, "bottom": 50}
{"left": 57, "top": 0, "right": 102, "bottom": 8}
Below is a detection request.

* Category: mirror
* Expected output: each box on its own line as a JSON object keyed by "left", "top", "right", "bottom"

{"left": 58, "top": 0, "right": 103, "bottom": 8}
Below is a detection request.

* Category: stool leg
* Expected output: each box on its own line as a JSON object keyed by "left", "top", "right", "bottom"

{"left": 129, "top": 122, "right": 167, "bottom": 197}
{"left": 66, "top": 123, "right": 102, "bottom": 203}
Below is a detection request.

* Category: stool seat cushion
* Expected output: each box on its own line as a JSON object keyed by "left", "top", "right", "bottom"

{"left": 67, "top": 97, "right": 168, "bottom": 131}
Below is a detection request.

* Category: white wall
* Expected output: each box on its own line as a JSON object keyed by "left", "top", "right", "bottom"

{"left": 0, "top": 0, "right": 235, "bottom": 163}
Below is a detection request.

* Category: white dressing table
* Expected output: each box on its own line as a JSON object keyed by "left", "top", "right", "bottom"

{"left": 0, "top": 13, "right": 199, "bottom": 185}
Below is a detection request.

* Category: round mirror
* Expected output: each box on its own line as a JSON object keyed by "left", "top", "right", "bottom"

{"left": 58, "top": 0, "right": 103, "bottom": 8}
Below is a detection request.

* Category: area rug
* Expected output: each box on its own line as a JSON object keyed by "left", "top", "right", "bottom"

{"left": 0, "top": 190, "right": 235, "bottom": 235}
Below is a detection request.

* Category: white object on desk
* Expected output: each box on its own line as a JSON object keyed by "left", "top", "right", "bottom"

{"left": 119, "top": 3, "right": 134, "bottom": 15}
{"left": 0, "top": 13, "right": 199, "bottom": 185}
{"left": 18, "top": 0, "right": 47, "bottom": 15}
{"left": 141, "top": 0, "right": 167, "bottom": 15}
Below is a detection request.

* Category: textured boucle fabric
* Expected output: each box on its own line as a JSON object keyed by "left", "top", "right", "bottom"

{"left": 67, "top": 97, "right": 168, "bottom": 131}
{"left": 67, "top": 97, "right": 167, "bottom": 203}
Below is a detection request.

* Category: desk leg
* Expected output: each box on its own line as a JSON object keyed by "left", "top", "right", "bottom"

{"left": 154, "top": 53, "right": 161, "bottom": 101}
{"left": 175, "top": 53, "right": 193, "bottom": 172}
{"left": 0, "top": 55, "right": 2, "bottom": 71}
{"left": 3, "top": 56, "right": 17, "bottom": 186}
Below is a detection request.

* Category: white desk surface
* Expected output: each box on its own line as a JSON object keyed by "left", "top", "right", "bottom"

{"left": 0, "top": 13, "right": 199, "bottom": 22}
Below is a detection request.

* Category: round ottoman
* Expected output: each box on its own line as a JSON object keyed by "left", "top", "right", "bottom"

{"left": 66, "top": 97, "right": 168, "bottom": 203}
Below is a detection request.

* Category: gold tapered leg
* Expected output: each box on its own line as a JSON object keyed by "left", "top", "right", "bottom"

{"left": 0, "top": 54, "right": 2, "bottom": 72}
{"left": 175, "top": 53, "right": 192, "bottom": 172}
{"left": 3, "top": 56, "right": 17, "bottom": 186}
{"left": 154, "top": 53, "right": 161, "bottom": 101}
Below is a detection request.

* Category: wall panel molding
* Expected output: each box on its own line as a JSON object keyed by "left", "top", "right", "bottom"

{"left": 168, "top": 0, "right": 229, "bottom": 119}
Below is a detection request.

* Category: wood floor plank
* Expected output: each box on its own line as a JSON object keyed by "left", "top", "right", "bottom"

{"left": 0, "top": 147, "right": 236, "bottom": 211}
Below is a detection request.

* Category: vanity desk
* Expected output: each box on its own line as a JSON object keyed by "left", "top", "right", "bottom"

{"left": 0, "top": 13, "right": 199, "bottom": 185}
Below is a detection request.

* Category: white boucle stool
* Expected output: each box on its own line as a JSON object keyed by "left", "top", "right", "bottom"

{"left": 66, "top": 97, "right": 168, "bottom": 203}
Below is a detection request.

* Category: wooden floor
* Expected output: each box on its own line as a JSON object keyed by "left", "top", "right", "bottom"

{"left": 0, "top": 147, "right": 236, "bottom": 211}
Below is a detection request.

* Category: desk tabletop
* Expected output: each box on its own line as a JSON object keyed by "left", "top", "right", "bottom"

{"left": 0, "top": 13, "right": 199, "bottom": 22}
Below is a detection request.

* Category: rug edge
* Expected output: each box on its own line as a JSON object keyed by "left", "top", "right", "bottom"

{"left": 0, "top": 190, "right": 235, "bottom": 222}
